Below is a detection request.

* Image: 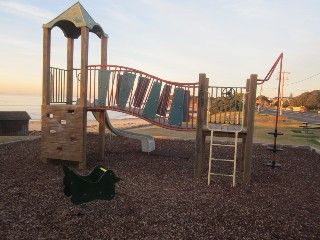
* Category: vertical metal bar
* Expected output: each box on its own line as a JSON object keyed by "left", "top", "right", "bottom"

{"left": 210, "top": 87, "right": 213, "bottom": 123}
{"left": 89, "top": 67, "right": 92, "bottom": 105}
{"left": 233, "top": 88, "right": 237, "bottom": 124}
{"left": 215, "top": 87, "right": 218, "bottom": 123}
{"left": 191, "top": 86, "right": 195, "bottom": 128}
{"left": 94, "top": 67, "right": 96, "bottom": 105}
{"left": 65, "top": 69, "right": 67, "bottom": 102}
{"left": 55, "top": 68, "right": 58, "bottom": 102}
{"left": 59, "top": 69, "right": 62, "bottom": 102}
{"left": 229, "top": 92, "right": 232, "bottom": 124}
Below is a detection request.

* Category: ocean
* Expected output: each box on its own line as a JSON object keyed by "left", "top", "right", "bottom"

{"left": 0, "top": 94, "right": 131, "bottom": 120}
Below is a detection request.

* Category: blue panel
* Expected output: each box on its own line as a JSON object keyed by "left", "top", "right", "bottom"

{"left": 142, "top": 82, "right": 162, "bottom": 119}
{"left": 168, "top": 88, "right": 184, "bottom": 126}
{"left": 97, "top": 69, "right": 111, "bottom": 106}
{"left": 118, "top": 72, "right": 136, "bottom": 109}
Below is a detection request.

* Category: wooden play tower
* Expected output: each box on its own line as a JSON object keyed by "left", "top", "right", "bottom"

{"left": 41, "top": 2, "right": 108, "bottom": 168}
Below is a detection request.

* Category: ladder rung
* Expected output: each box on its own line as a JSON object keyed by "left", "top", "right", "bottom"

{"left": 210, "top": 173, "right": 233, "bottom": 177}
{"left": 210, "top": 158, "right": 235, "bottom": 162}
{"left": 211, "top": 144, "right": 235, "bottom": 147}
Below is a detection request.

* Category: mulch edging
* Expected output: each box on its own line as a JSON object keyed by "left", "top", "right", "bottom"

{"left": 0, "top": 134, "right": 319, "bottom": 239}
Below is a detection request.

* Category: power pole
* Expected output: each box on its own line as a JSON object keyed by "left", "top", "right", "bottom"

{"left": 277, "top": 71, "right": 290, "bottom": 115}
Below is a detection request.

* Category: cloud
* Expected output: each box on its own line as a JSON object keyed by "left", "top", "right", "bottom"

{"left": 0, "top": 1, "right": 54, "bottom": 22}
{"left": 220, "top": 0, "right": 271, "bottom": 19}
{"left": 108, "top": 10, "right": 139, "bottom": 27}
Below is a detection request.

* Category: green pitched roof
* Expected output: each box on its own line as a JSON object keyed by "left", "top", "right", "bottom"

{"left": 43, "top": 1, "right": 107, "bottom": 39}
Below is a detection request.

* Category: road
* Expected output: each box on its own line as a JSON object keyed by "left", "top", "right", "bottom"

{"left": 260, "top": 108, "right": 320, "bottom": 124}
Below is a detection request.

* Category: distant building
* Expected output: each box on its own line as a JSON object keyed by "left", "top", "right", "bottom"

{"left": 0, "top": 111, "right": 31, "bottom": 136}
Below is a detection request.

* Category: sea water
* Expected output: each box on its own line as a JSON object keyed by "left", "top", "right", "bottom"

{"left": 0, "top": 94, "right": 130, "bottom": 120}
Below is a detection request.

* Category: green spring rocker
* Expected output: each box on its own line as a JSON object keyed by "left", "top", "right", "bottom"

{"left": 63, "top": 165, "right": 121, "bottom": 205}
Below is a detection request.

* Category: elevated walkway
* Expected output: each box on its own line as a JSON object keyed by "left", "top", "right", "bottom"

{"left": 50, "top": 65, "right": 198, "bottom": 131}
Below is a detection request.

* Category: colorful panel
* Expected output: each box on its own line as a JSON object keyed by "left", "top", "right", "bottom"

{"left": 156, "top": 84, "right": 172, "bottom": 117}
{"left": 133, "top": 76, "right": 150, "bottom": 108}
{"left": 117, "top": 72, "right": 136, "bottom": 109}
{"left": 142, "top": 82, "right": 162, "bottom": 119}
{"left": 168, "top": 88, "right": 185, "bottom": 126}
{"left": 97, "top": 69, "right": 111, "bottom": 106}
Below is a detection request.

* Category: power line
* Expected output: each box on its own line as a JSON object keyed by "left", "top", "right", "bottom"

{"left": 287, "top": 72, "right": 320, "bottom": 85}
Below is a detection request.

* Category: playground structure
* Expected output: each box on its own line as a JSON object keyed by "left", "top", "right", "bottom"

{"left": 41, "top": 2, "right": 259, "bottom": 184}
{"left": 41, "top": 2, "right": 198, "bottom": 168}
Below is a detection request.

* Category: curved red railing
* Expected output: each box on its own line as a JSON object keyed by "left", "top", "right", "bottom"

{"left": 49, "top": 65, "right": 199, "bottom": 131}
{"left": 87, "top": 65, "right": 199, "bottom": 131}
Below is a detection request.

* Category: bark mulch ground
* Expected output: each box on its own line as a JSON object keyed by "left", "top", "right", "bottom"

{"left": 0, "top": 134, "right": 319, "bottom": 239}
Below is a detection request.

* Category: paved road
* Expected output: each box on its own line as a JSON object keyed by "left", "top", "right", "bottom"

{"left": 260, "top": 108, "right": 320, "bottom": 124}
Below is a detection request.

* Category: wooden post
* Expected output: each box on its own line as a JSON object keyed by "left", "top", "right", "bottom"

{"left": 194, "top": 74, "right": 209, "bottom": 178}
{"left": 80, "top": 27, "right": 89, "bottom": 107}
{"left": 98, "top": 35, "right": 108, "bottom": 160}
{"left": 42, "top": 28, "right": 51, "bottom": 105}
{"left": 66, "top": 38, "right": 74, "bottom": 104}
{"left": 101, "top": 35, "right": 108, "bottom": 66}
{"left": 78, "top": 27, "right": 89, "bottom": 169}
{"left": 240, "top": 79, "right": 250, "bottom": 172}
{"left": 41, "top": 28, "right": 51, "bottom": 163}
{"left": 243, "top": 74, "right": 257, "bottom": 182}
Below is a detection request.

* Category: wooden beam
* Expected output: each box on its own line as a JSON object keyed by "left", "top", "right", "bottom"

{"left": 240, "top": 79, "right": 250, "bottom": 172}
{"left": 98, "top": 111, "right": 106, "bottom": 160}
{"left": 101, "top": 36, "right": 108, "bottom": 65}
{"left": 194, "top": 74, "right": 209, "bottom": 178}
{"left": 98, "top": 35, "right": 108, "bottom": 160}
{"left": 80, "top": 27, "right": 89, "bottom": 107}
{"left": 243, "top": 74, "right": 257, "bottom": 183}
{"left": 42, "top": 28, "right": 51, "bottom": 105}
{"left": 78, "top": 27, "right": 89, "bottom": 169}
{"left": 66, "top": 38, "right": 74, "bottom": 104}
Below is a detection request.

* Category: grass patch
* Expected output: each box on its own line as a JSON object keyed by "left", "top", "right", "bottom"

{"left": 292, "top": 134, "right": 318, "bottom": 139}
{"left": 253, "top": 113, "right": 320, "bottom": 148}
{"left": 291, "top": 129, "right": 302, "bottom": 133}
{"left": 309, "top": 139, "right": 320, "bottom": 146}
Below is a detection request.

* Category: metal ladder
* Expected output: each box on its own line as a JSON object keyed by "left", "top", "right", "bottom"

{"left": 207, "top": 131, "right": 239, "bottom": 186}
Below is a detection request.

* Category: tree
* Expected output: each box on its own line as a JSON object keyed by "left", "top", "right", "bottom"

{"left": 282, "top": 99, "right": 290, "bottom": 108}
{"left": 256, "top": 95, "right": 270, "bottom": 106}
{"left": 305, "top": 91, "right": 320, "bottom": 109}
{"left": 291, "top": 90, "right": 320, "bottom": 109}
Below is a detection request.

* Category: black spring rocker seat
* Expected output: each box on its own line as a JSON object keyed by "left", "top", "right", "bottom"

{"left": 63, "top": 165, "right": 121, "bottom": 205}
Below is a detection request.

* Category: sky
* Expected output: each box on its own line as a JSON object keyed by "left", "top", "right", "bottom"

{"left": 0, "top": 0, "right": 319, "bottom": 97}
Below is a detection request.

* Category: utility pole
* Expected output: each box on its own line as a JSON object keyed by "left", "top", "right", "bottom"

{"left": 277, "top": 71, "right": 290, "bottom": 115}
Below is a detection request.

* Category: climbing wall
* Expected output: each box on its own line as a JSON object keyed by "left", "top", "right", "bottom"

{"left": 41, "top": 105, "right": 86, "bottom": 168}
